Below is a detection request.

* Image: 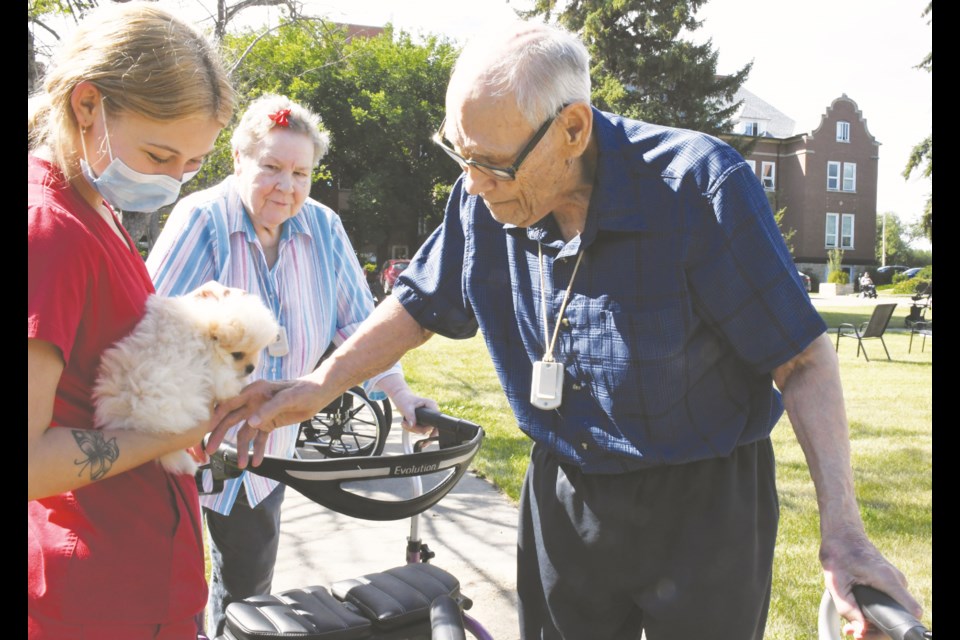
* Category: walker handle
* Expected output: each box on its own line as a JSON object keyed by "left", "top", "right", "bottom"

{"left": 852, "top": 585, "right": 931, "bottom": 640}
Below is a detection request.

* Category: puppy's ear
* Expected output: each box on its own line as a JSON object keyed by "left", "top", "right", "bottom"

{"left": 192, "top": 281, "right": 230, "bottom": 301}
{"left": 209, "top": 318, "right": 245, "bottom": 349}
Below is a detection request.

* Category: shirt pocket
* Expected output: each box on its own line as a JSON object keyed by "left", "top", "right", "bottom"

{"left": 587, "top": 307, "right": 691, "bottom": 418}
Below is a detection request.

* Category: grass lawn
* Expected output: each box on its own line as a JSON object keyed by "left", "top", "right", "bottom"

{"left": 400, "top": 301, "right": 933, "bottom": 638}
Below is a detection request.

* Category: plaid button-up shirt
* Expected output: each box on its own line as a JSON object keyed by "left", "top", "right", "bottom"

{"left": 395, "top": 108, "right": 826, "bottom": 472}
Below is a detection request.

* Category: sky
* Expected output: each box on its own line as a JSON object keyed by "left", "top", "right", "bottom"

{"left": 38, "top": 0, "right": 932, "bottom": 235}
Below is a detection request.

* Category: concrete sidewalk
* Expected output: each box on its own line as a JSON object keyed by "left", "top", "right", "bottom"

{"left": 272, "top": 414, "right": 522, "bottom": 640}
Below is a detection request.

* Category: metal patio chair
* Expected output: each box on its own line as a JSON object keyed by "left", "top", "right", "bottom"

{"left": 834, "top": 303, "right": 897, "bottom": 362}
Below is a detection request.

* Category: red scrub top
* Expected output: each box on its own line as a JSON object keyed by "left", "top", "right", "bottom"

{"left": 28, "top": 155, "right": 207, "bottom": 627}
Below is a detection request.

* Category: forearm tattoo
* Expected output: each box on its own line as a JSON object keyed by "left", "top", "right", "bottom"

{"left": 72, "top": 429, "right": 120, "bottom": 481}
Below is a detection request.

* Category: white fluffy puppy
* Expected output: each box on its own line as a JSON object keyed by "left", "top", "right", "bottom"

{"left": 93, "top": 281, "right": 280, "bottom": 475}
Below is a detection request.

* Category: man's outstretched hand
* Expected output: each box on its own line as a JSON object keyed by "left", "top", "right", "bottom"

{"left": 205, "top": 379, "right": 322, "bottom": 468}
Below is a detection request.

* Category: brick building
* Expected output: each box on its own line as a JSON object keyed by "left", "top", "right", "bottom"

{"left": 727, "top": 88, "right": 879, "bottom": 288}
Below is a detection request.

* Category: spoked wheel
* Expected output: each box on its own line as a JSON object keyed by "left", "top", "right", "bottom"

{"left": 297, "top": 387, "right": 390, "bottom": 458}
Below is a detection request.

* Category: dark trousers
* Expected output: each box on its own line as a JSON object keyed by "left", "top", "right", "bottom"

{"left": 518, "top": 439, "right": 779, "bottom": 640}
{"left": 204, "top": 484, "right": 286, "bottom": 638}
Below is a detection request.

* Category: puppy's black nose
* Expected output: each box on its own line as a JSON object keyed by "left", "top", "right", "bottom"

{"left": 245, "top": 364, "right": 255, "bottom": 374}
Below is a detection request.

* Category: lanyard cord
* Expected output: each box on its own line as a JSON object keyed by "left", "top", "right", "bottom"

{"left": 538, "top": 241, "right": 584, "bottom": 362}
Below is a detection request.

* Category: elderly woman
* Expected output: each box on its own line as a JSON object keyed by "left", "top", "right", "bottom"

{"left": 145, "top": 93, "right": 434, "bottom": 638}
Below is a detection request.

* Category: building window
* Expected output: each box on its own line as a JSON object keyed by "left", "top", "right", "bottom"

{"left": 761, "top": 162, "right": 776, "bottom": 190}
{"left": 743, "top": 121, "right": 759, "bottom": 136}
{"left": 842, "top": 162, "right": 857, "bottom": 192}
{"left": 825, "top": 213, "right": 838, "bottom": 247}
{"left": 825, "top": 212, "right": 855, "bottom": 249}
{"left": 841, "top": 213, "right": 854, "bottom": 248}
{"left": 837, "top": 121, "right": 850, "bottom": 142}
{"left": 827, "top": 162, "right": 840, "bottom": 191}
{"left": 827, "top": 161, "right": 856, "bottom": 192}
{"left": 745, "top": 159, "right": 756, "bottom": 174}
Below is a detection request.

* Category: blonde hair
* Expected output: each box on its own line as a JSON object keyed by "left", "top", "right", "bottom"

{"left": 28, "top": 2, "right": 235, "bottom": 178}
{"left": 231, "top": 94, "right": 331, "bottom": 167}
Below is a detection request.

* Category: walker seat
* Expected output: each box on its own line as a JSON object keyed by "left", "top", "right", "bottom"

{"left": 222, "top": 563, "right": 464, "bottom": 640}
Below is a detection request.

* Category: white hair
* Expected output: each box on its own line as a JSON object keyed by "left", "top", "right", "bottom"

{"left": 231, "top": 94, "right": 330, "bottom": 167}
{"left": 447, "top": 21, "right": 591, "bottom": 127}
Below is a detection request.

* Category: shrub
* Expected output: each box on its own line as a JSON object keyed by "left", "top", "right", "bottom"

{"left": 828, "top": 270, "right": 850, "bottom": 284}
{"left": 891, "top": 265, "right": 932, "bottom": 294}
{"left": 826, "top": 248, "right": 847, "bottom": 284}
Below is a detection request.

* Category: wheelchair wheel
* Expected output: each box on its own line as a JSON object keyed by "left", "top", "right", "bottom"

{"left": 297, "top": 387, "right": 389, "bottom": 458}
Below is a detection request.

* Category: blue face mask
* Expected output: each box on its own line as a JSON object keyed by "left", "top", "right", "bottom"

{"left": 80, "top": 102, "right": 198, "bottom": 212}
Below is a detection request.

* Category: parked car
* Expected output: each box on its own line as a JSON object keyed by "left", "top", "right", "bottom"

{"left": 901, "top": 267, "right": 923, "bottom": 280}
{"left": 873, "top": 265, "right": 908, "bottom": 285}
{"left": 797, "top": 271, "right": 811, "bottom": 292}
{"left": 379, "top": 259, "right": 411, "bottom": 294}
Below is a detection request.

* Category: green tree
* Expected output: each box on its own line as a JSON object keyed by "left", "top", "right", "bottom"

{"left": 519, "top": 0, "right": 751, "bottom": 141}
{"left": 330, "top": 28, "right": 461, "bottom": 257}
{"left": 903, "top": 2, "right": 931, "bottom": 242}
{"left": 875, "top": 212, "right": 913, "bottom": 267}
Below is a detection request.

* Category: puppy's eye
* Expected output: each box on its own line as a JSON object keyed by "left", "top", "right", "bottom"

{"left": 231, "top": 352, "right": 245, "bottom": 361}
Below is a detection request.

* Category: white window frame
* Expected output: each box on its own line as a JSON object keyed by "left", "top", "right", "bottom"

{"left": 743, "top": 121, "right": 759, "bottom": 136}
{"left": 825, "top": 212, "right": 855, "bottom": 249}
{"left": 842, "top": 162, "right": 857, "bottom": 192}
{"left": 836, "top": 121, "right": 850, "bottom": 143}
{"left": 761, "top": 162, "right": 776, "bottom": 190}
{"left": 825, "top": 213, "right": 839, "bottom": 248}
{"left": 827, "top": 161, "right": 840, "bottom": 191}
{"left": 745, "top": 159, "right": 756, "bottom": 174}
{"left": 841, "top": 213, "right": 855, "bottom": 248}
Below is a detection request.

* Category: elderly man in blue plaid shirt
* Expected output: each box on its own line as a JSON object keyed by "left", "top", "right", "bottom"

{"left": 211, "top": 19, "right": 922, "bottom": 640}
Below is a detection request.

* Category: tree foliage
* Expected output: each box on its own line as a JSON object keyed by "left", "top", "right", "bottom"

{"left": 903, "top": 2, "right": 931, "bottom": 242}
{"left": 876, "top": 212, "right": 911, "bottom": 266}
{"left": 773, "top": 207, "right": 795, "bottom": 257}
{"left": 28, "top": 0, "right": 101, "bottom": 93}
{"left": 518, "top": 0, "right": 751, "bottom": 141}
{"left": 875, "top": 212, "right": 929, "bottom": 267}
{"left": 209, "top": 0, "right": 302, "bottom": 42}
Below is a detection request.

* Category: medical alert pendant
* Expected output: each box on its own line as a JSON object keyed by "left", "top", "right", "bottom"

{"left": 530, "top": 359, "right": 564, "bottom": 410}
{"left": 268, "top": 326, "right": 289, "bottom": 357}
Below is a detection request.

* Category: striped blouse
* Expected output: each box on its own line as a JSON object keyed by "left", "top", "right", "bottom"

{"left": 146, "top": 175, "right": 399, "bottom": 513}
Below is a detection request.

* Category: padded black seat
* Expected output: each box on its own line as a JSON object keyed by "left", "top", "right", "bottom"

{"left": 222, "top": 564, "right": 463, "bottom": 640}
{"left": 223, "top": 585, "right": 371, "bottom": 640}
{"left": 332, "top": 563, "right": 463, "bottom": 631}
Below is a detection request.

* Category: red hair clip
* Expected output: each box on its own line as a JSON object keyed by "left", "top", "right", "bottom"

{"left": 268, "top": 108, "right": 291, "bottom": 127}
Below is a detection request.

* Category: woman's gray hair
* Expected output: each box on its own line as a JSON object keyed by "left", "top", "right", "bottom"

{"left": 448, "top": 21, "right": 591, "bottom": 127}
{"left": 231, "top": 94, "right": 330, "bottom": 167}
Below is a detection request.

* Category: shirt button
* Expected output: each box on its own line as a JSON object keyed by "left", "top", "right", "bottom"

{"left": 560, "top": 318, "right": 571, "bottom": 329}
{"left": 571, "top": 383, "right": 582, "bottom": 391}
{"left": 581, "top": 442, "right": 588, "bottom": 451}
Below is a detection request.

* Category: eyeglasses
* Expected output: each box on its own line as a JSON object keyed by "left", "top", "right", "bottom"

{"left": 431, "top": 107, "right": 564, "bottom": 181}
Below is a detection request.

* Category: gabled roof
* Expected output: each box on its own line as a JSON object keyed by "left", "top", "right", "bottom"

{"left": 808, "top": 94, "right": 880, "bottom": 145}
{"left": 732, "top": 86, "right": 796, "bottom": 138}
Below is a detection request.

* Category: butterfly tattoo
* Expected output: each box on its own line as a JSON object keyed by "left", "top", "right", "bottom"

{"left": 72, "top": 430, "right": 120, "bottom": 481}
